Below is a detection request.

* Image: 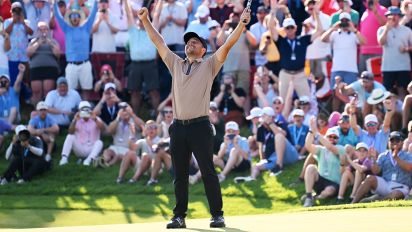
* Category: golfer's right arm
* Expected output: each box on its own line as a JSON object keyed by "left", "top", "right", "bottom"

{"left": 138, "top": 7, "right": 170, "bottom": 60}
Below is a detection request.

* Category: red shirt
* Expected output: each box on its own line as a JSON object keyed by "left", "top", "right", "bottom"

{"left": 0, "top": 0, "right": 12, "bottom": 21}
{"left": 320, "top": 0, "right": 338, "bottom": 16}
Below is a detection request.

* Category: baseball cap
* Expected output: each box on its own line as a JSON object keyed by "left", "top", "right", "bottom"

{"left": 0, "top": 73, "right": 10, "bottom": 81}
{"left": 339, "top": 113, "right": 350, "bottom": 122}
{"left": 360, "top": 71, "right": 374, "bottom": 80}
{"left": 325, "top": 127, "right": 340, "bottom": 137}
{"left": 104, "top": 82, "right": 116, "bottom": 92}
{"left": 11, "top": 2, "right": 22, "bottom": 10}
{"left": 56, "top": 77, "right": 68, "bottom": 86}
{"left": 304, "top": 0, "right": 317, "bottom": 5}
{"left": 273, "top": 96, "right": 284, "bottom": 104}
{"left": 385, "top": 6, "right": 403, "bottom": 16}
{"left": 78, "top": 101, "right": 91, "bottom": 110}
{"left": 339, "top": 12, "right": 351, "bottom": 21}
{"left": 207, "top": 20, "right": 220, "bottom": 29}
{"left": 15, "top": 125, "right": 28, "bottom": 135}
{"left": 246, "top": 107, "right": 263, "bottom": 120}
{"left": 299, "top": 96, "right": 310, "bottom": 104}
{"left": 209, "top": 101, "right": 218, "bottom": 109}
{"left": 101, "top": 64, "right": 112, "bottom": 72}
{"left": 292, "top": 109, "right": 305, "bottom": 117}
{"left": 355, "top": 142, "right": 369, "bottom": 150}
{"left": 225, "top": 121, "right": 239, "bottom": 131}
{"left": 184, "top": 32, "right": 207, "bottom": 49}
{"left": 195, "top": 5, "right": 210, "bottom": 18}
{"left": 257, "top": 6, "right": 268, "bottom": 13}
{"left": 283, "top": 18, "right": 297, "bottom": 28}
{"left": 389, "top": 131, "right": 403, "bottom": 140}
{"left": 262, "top": 107, "right": 275, "bottom": 117}
{"left": 364, "top": 114, "right": 378, "bottom": 124}
{"left": 36, "top": 101, "right": 48, "bottom": 111}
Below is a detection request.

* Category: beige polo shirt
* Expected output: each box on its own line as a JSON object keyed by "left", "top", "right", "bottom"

{"left": 163, "top": 50, "right": 224, "bottom": 120}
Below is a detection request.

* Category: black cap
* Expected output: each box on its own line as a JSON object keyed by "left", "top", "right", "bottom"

{"left": 389, "top": 131, "right": 404, "bottom": 140}
{"left": 360, "top": 71, "right": 374, "bottom": 80}
{"left": 257, "top": 6, "right": 268, "bottom": 13}
{"left": 184, "top": 32, "right": 207, "bottom": 49}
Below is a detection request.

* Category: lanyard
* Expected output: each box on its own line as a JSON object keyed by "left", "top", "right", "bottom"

{"left": 108, "top": 106, "right": 116, "bottom": 119}
{"left": 24, "top": 148, "right": 29, "bottom": 157}
{"left": 292, "top": 125, "right": 304, "bottom": 145}
{"left": 287, "top": 39, "right": 296, "bottom": 53}
{"left": 389, "top": 152, "right": 398, "bottom": 167}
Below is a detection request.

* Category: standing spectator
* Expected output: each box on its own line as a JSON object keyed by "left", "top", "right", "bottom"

{"left": 207, "top": 19, "right": 221, "bottom": 52}
{"left": 53, "top": 1, "right": 98, "bottom": 100}
{"left": 93, "top": 83, "right": 121, "bottom": 126}
{"left": 27, "top": 101, "right": 59, "bottom": 162}
{"left": 330, "top": 0, "right": 360, "bottom": 26}
{"left": 268, "top": 2, "right": 323, "bottom": 102}
{"left": 59, "top": 101, "right": 105, "bottom": 166}
{"left": 0, "top": 64, "right": 24, "bottom": 124}
{"left": 352, "top": 131, "right": 412, "bottom": 203}
{"left": 44, "top": 77, "right": 81, "bottom": 127}
{"left": 24, "top": 0, "right": 51, "bottom": 37}
{"left": 91, "top": 0, "right": 119, "bottom": 53}
{"left": 378, "top": 6, "right": 412, "bottom": 99}
{"left": 217, "top": 12, "right": 257, "bottom": 113}
{"left": 209, "top": 0, "right": 235, "bottom": 26}
{"left": 185, "top": 4, "right": 211, "bottom": 42}
{"left": 0, "top": 25, "right": 11, "bottom": 75}
{"left": 359, "top": 0, "right": 387, "bottom": 72}
{"left": 93, "top": 64, "right": 122, "bottom": 95}
{"left": 4, "top": 2, "right": 33, "bottom": 85}
{"left": 253, "top": 65, "right": 277, "bottom": 108}
{"left": 0, "top": 0, "right": 12, "bottom": 21}
{"left": 109, "top": 0, "right": 139, "bottom": 52}
{"left": 0, "top": 125, "right": 48, "bottom": 185}
{"left": 158, "top": 0, "right": 188, "bottom": 52}
{"left": 321, "top": 12, "right": 366, "bottom": 89}
{"left": 286, "top": 0, "right": 310, "bottom": 35}
{"left": 27, "top": 22, "right": 61, "bottom": 104}
{"left": 303, "top": 120, "right": 346, "bottom": 207}
{"left": 125, "top": 0, "right": 160, "bottom": 115}
{"left": 49, "top": 0, "right": 66, "bottom": 60}
{"left": 250, "top": 6, "right": 269, "bottom": 67}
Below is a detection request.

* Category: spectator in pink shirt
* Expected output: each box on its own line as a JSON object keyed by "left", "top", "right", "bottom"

{"left": 359, "top": 0, "right": 387, "bottom": 72}
{"left": 59, "top": 101, "right": 105, "bottom": 166}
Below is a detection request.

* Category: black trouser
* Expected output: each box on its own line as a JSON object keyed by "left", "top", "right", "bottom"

{"left": 2, "top": 155, "right": 47, "bottom": 182}
{"left": 169, "top": 120, "right": 223, "bottom": 218}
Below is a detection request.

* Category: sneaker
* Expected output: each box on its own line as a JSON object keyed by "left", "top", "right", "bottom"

{"left": 128, "top": 178, "right": 137, "bottom": 184}
{"left": 188, "top": 175, "right": 198, "bottom": 185}
{"left": 289, "top": 177, "right": 304, "bottom": 187}
{"left": 45, "top": 154, "right": 51, "bottom": 162}
{"left": 0, "top": 178, "right": 8, "bottom": 186}
{"left": 303, "top": 197, "right": 314, "bottom": 207}
{"left": 217, "top": 174, "right": 226, "bottom": 183}
{"left": 336, "top": 198, "right": 345, "bottom": 205}
{"left": 359, "top": 194, "right": 382, "bottom": 203}
{"left": 233, "top": 176, "right": 255, "bottom": 184}
{"left": 166, "top": 216, "right": 186, "bottom": 229}
{"left": 210, "top": 215, "right": 225, "bottom": 228}
{"left": 83, "top": 158, "right": 92, "bottom": 166}
{"left": 116, "top": 177, "right": 124, "bottom": 184}
{"left": 269, "top": 164, "right": 283, "bottom": 176}
{"left": 17, "top": 179, "right": 25, "bottom": 184}
{"left": 76, "top": 158, "right": 83, "bottom": 165}
{"left": 147, "top": 179, "right": 158, "bottom": 186}
{"left": 59, "top": 156, "right": 68, "bottom": 166}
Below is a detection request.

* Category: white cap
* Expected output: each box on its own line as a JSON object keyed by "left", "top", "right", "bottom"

{"left": 209, "top": 101, "right": 218, "bottom": 109}
{"left": 225, "top": 121, "right": 239, "bottom": 131}
{"left": 36, "top": 101, "right": 48, "bottom": 110}
{"left": 272, "top": 96, "right": 284, "bottom": 104}
{"left": 292, "top": 109, "right": 305, "bottom": 117}
{"left": 339, "top": 12, "right": 351, "bottom": 21}
{"left": 15, "top": 125, "right": 28, "bottom": 135}
{"left": 207, "top": 19, "right": 220, "bottom": 29}
{"left": 364, "top": 114, "right": 378, "bottom": 124}
{"left": 0, "top": 73, "right": 10, "bottom": 81}
{"left": 246, "top": 107, "right": 263, "bottom": 120}
{"left": 356, "top": 142, "right": 369, "bottom": 150}
{"left": 195, "top": 5, "right": 210, "bottom": 18}
{"left": 282, "top": 18, "right": 296, "bottom": 28}
{"left": 78, "top": 101, "right": 91, "bottom": 110}
{"left": 299, "top": 96, "right": 310, "bottom": 104}
{"left": 262, "top": 107, "right": 275, "bottom": 117}
{"left": 325, "top": 127, "right": 340, "bottom": 137}
{"left": 104, "top": 82, "right": 116, "bottom": 92}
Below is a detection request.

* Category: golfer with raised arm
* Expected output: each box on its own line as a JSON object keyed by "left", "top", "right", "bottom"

{"left": 137, "top": 5, "right": 251, "bottom": 229}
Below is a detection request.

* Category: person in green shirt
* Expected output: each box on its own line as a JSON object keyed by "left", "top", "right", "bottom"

{"left": 330, "top": 0, "right": 360, "bottom": 26}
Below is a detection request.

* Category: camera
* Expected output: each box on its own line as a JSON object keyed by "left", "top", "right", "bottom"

{"left": 100, "top": 9, "right": 107, "bottom": 13}
{"left": 12, "top": 8, "right": 22, "bottom": 15}
{"left": 226, "top": 134, "right": 236, "bottom": 140}
{"left": 103, "top": 70, "right": 109, "bottom": 75}
{"left": 224, "top": 84, "right": 231, "bottom": 92}
{"left": 228, "top": 22, "right": 238, "bottom": 29}
{"left": 0, "top": 80, "right": 7, "bottom": 88}
{"left": 118, "top": 102, "right": 128, "bottom": 110}
{"left": 340, "top": 21, "right": 349, "bottom": 28}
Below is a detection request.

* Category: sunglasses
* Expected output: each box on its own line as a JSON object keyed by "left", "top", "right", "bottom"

{"left": 366, "top": 122, "right": 378, "bottom": 127}
{"left": 285, "top": 26, "right": 295, "bottom": 30}
{"left": 209, "top": 26, "right": 217, "bottom": 30}
{"left": 69, "top": 13, "right": 81, "bottom": 20}
{"left": 327, "top": 135, "right": 339, "bottom": 140}
{"left": 147, "top": 125, "right": 157, "bottom": 130}
{"left": 273, "top": 101, "right": 282, "bottom": 105}
{"left": 340, "top": 115, "right": 350, "bottom": 121}
{"left": 163, "top": 110, "right": 173, "bottom": 114}
{"left": 390, "top": 138, "right": 401, "bottom": 143}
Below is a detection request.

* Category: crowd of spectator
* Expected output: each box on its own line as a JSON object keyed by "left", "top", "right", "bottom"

{"left": 0, "top": 0, "right": 412, "bottom": 207}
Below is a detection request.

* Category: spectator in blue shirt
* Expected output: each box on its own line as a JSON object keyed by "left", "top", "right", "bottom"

{"left": 0, "top": 64, "right": 24, "bottom": 124}
{"left": 24, "top": 0, "right": 51, "bottom": 38}
{"left": 352, "top": 131, "right": 412, "bottom": 203}
{"left": 54, "top": 0, "right": 98, "bottom": 101}
{"left": 0, "top": 119, "right": 13, "bottom": 149}
{"left": 288, "top": 109, "right": 309, "bottom": 157}
{"left": 27, "top": 101, "right": 59, "bottom": 162}
{"left": 334, "top": 113, "right": 358, "bottom": 147}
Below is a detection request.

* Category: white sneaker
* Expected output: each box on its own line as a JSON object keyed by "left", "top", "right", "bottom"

{"left": 234, "top": 176, "right": 255, "bottom": 184}
{"left": 189, "top": 175, "right": 198, "bottom": 185}
{"left": 303, "top": 197, "right": 314, "bottom": 207}
{"left": 59, "top": 157, "right": 68, "bottom": 166}
{"left": 17, "top": 179, "right": 25, "bottom": 184}
{"left": 0, "top": 178, "right": 8, "bottom": 186}
{"left": 83, "top": 158, "right": 92, "bottom": 166}
{"left": 45, "top": 154, "right": 51, "bottom": 162}
{"left": 218, "top": 174, "right": 226, "bottom": 183}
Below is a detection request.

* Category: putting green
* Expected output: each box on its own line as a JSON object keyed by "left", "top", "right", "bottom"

{"left": 1, "top": 207, "right": 411, "bottom": 231}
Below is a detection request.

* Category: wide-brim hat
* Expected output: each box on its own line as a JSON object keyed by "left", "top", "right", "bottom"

{"left": 367, "top": 88, "right": 391, "bottom": 105}
{"left": 64, "top": 8, "right": 86, "bottom": 26}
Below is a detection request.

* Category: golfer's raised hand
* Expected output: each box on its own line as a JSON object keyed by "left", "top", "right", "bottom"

{"left": 240, "top": 8, "right": 251, "bottom": 25}
{"left": 138, "top": 7, "right": 149, "bottom": 20}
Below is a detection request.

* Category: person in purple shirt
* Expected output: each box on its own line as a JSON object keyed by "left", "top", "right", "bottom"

{"left": 54, "top": 0, "right": 98, "bottom": 101}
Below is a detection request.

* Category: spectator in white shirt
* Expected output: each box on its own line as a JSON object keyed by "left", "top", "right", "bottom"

{"left": 92, "top": 0, "right": 119, "bottom": 53}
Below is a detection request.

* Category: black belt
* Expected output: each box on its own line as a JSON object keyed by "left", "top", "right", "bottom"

{"left": 173, "top": 116, "right": 209, "bottom": 125}
{"left": 68, "top": 59, "right": 89, "bottom": 65}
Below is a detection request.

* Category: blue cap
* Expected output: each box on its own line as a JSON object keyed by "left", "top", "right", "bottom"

{"left": 385, "top": 6, "right": 403, "bottom": 16}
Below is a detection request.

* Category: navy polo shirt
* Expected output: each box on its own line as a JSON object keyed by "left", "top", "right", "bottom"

{"left": 276, "top": 34, "right": 311, "bottom": 71}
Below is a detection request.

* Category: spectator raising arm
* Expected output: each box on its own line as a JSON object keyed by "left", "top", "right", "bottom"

{"left": 13, "top": 64, "right": 25, "bottom": 94}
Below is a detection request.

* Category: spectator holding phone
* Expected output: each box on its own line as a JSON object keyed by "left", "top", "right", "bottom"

{"left": 93, "top": 64, "right": 122, "bottom": 95}
{"left": 93, "top": 83, "right": 121, "bottom": 126}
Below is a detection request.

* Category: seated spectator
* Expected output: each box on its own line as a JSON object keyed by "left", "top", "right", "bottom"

{"left": 303, "top": 120, "right": 346, "bottom": 207}
{"left": 338, "top": 71, "right": 387, "bottom": 117}
{"left": 403, "top": 121, "right": 412, "bottom": 153}
{"left": 93, "top": 64, "right": 122, "bottom": 96}
{"left": 349, "top": 98, "right": 394, "bottom": 154}
{"left": 366, "top": 89, "right": 403, "bottom": 131}
{"left": 334, "top": 113, "right": 358, "bottom": 147}
{"left": 290, "top": 96, "right": 317, "bottom": 126}
{"left": 116, "top": 120, "right": 160, "bottom": 183}
{"left": 1, "top": 125, "right": 48, "bottom": 185}
{"left": 0, "top": 119, "right": 13, "bottom": 149}
{"left": 101, "top": 103, "right": 144, "bottom": 167}
{"left": 0, "top": 64, "right": 24, "bottom": 124}
{"left": 402, "top": 83, "right": 412, "bottom": 130}
{"left": 156, "top": 105, "right": 173, "bottom": 139}
{"left": 209, "top": 101, "right": 225, "bottom": 155}
{"left": 352, "top": 131, "right": 412, "bottom": 203}
{"left": 91, "top": 0, "right": 119, "bottom": 53}
{"left": 288, "top": 109, "right": 309, "bottom": 158}
{"left": 234, "top": 107, "right": 299, "bottom": 183}
{"left": 59, "top": 101, "right": 105, "bottom": 166}
{"left": 44, "top": 77, "right": 82, "bottom": 127}
{"left": 214, "top": 121, "right": 251, "bottom": 183}
{"left": 213, "top": 74, "right": 246, "bottom": 126}
{"left": 253, "top": 66, "right": 277, "bottom": 108}
{"left": 93, "top": 83, "right": 121, "bottom": 126}
{"left": 246, "top": 107, "right": 263, "bottom": 158}
{"left": 27, "top": 101, "right": 59, "bottom": 162}
{"left": 337, "top": 143, "right": 372, "bottom": 203}
{"left": 27, "top": 21, "right": 61, "bottom": 104}
{"left": 147, "top": 138, "right": 171, "bottom": 185}
{"left": 316, "top": 113, "right": 329, "bottom": 135}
